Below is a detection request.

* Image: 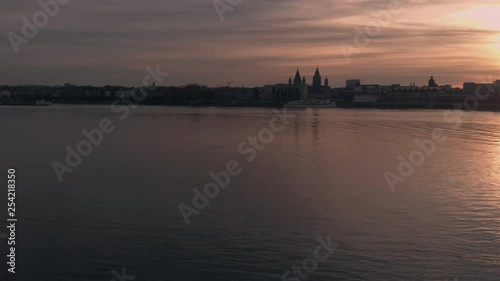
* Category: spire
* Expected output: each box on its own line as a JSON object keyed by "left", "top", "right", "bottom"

{"left": 313, "top": 66, "right": 322, "bottom": 89}
{"left": 325, "top": 76, "right": 329, "bottom": 87}
{"left": 302, "top": 76, "right": 306, "bottom": 84}
{"left": 293, "top": 69, "right": 302, "bottom": 85}
{"left": 288, "top": 77, "right": 292, "bottom": 85}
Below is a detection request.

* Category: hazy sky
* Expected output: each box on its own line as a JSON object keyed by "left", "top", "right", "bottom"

{"left": 1, "top": 0, "right": 499, "bottom": 87}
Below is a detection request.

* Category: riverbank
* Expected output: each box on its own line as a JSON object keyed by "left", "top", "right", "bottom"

{"left": 3, "top": 100, "right": 500, "bottom": 112}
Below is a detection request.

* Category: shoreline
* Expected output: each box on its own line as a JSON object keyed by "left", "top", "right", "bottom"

{"left": 2, "top": 100, "right": 500, "bottom": 112}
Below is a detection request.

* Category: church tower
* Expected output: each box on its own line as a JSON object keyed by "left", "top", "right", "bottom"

{"left": 428, "top": 76, "right": 437, "bottom": 87}
{"left": 302, "top": 76, "right": 306, "bottom": 84}
{"left": 288, "top": 77, "right": 292, "bottom": 85}
{"left": 293, "top": 69, "right": 302, "bottom": 85}
{"left": 313, "top": 67, "right": 322, "bottom": 88}
{"left": 325, "top": 77, "right": 329, "bottom": 87}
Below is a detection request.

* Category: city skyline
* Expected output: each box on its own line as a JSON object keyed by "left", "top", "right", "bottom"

{"left": 1, "top": 0, "right": 500, "bottom": 87}
{"left": 0, "top": 68, "right": 495, "bottom": 90}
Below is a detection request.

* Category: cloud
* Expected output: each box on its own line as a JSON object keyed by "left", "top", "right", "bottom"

{"left": 1, "top": 0, "right": 499, "bottom": 86}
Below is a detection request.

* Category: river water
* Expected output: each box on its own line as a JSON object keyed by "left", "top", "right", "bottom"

{"left": 0, "top": 105, "right": 499, "bottom": 280}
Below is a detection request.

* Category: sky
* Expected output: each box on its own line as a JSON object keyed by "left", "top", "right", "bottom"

{"left": 1, "top": 0, "right": 499, "bottom": 87}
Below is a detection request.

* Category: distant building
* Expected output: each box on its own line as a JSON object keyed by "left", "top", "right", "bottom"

{"left": 312, "top": 67, "right": 322, "bottom": 93}
{"left": 334, "top": 79, "right": 383, "bottom": 103}
{"left": 428, "top": 76, "right": 438, "bottom": 87}
{"left": 392, "top": 84, "right": 452, "bottom": 93}
{"left": 353, "top": 95, "right": 378, "bottom": 103}
{"left": 293, "top": 69, "right": 302, "bottom": 85}
{"left": 463, "top": 82, "right": 476, "bottom": 95}
{"left": 117, "top": 89, "right": 134, "bottom": 98}
{"left": 463, "top": 81, "right": 498, "bottom": 96}
{"left": 309, "top": 67, "right": 332, "bottom": 99}
{"left": 266, "top": 68, "right": 333, "bottom": 101}
{"left": 387, "top": 84, "right": 454, "bottom": 104}
{"left": 212, "top": 86, "right": 256, "bottom": 103}
{"left": 14, "top": 90, "right": 36, "bottom": 100}
{"left": 262, "top": 83, "right": 307, "bottom": 102}
{"left": 346, "top": 79, "right": 361, "bottom": 89}
{"left": 52, "top": 90, "right": 62, "bottom": 98}
{"left": 0, "top": 91, "right": 11, "bottom": 100}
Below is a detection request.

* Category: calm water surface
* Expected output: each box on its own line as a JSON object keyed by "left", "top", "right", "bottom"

{"left": 1, "top": 105, "right": 499, "bottom": 280}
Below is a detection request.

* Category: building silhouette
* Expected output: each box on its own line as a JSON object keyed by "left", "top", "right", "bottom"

{"left": 269, "top": 67, "right": 333, "bottom": 100}
{"left": 428, "top": 76, "right": 438, "bottom": 87}
{"left": 313, "top": 67, "right": 322, "bottom": 95}
{"left": 293, "top": 69, "right": 302, "bottom": 85}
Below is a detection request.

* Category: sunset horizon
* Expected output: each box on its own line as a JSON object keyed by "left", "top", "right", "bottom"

{"left": 2, "top": 0, "right": 499, "bottom": 87}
